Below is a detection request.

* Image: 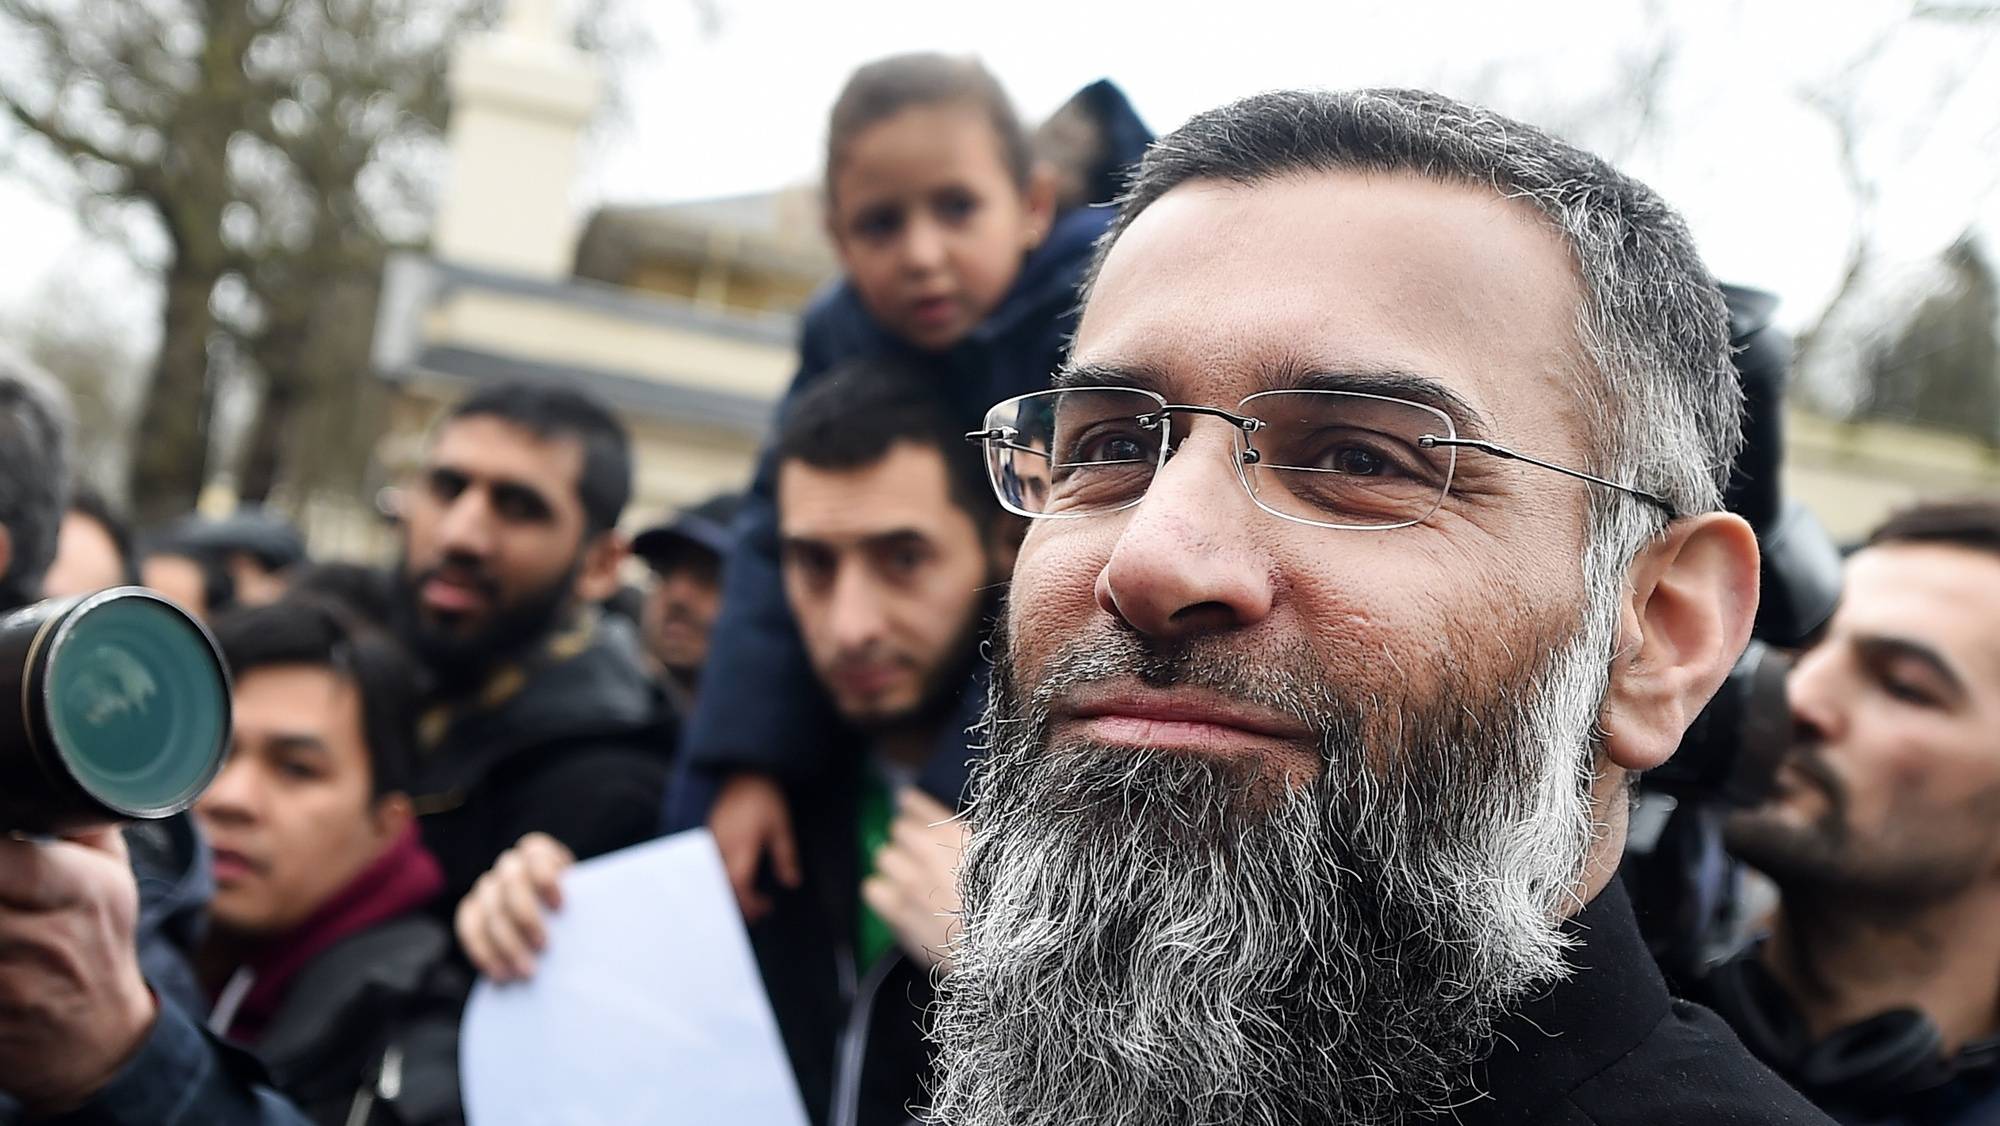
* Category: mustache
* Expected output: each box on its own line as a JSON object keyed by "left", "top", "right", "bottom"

{"left": 1014, "top": 625, "right": 1339, "bottom": 734}
{"left": 1783, "top": 741, "right": 1847, "bottom": 807}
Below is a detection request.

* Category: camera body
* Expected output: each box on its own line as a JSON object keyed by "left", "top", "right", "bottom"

{"left": 0, "top": 587, "right": 231, "bottom": 834}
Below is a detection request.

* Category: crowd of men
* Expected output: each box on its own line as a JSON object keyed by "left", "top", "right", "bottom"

{"left": 0, "top": 74, "right": 1998, "bottom": 1126}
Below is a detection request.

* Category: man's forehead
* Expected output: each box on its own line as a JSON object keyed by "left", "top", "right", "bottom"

{"left": 1076, "top": 171, "right": 1591, "bottom": 453}
{"left": 777, "top": 445, "right": 963, "bottom": 542}
{"left": 429, "top": 416, "right": 582, "bottom": 485}
{"left": 1843, "top": 544, "right": 2000, "bottom": 692}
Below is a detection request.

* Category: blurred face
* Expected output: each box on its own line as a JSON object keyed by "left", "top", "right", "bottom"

{"left": 643, "top": 553, "right": 722, "bottom": 679}
{"left": 43, "top": 510, "right": 126, "bottom": 598}
{"left": 829, "top": 103, "right": 1052, "bottom": 352}
{"left": 933, "top": 173, "right": 1624, "bottom": 1126}
{"left": 779, "top": 443, "right": 991, "bottom": 729}
{"left": 397, "top": 416, "right": 620, "bottom": 671}
{"left": 1727, "top": 543, "right": 2000, "bottom": 905}
{"left": 142, "top": 553, "right": 209, "bottom": 619}
{"left": 196, "top": 665, "right": 404, "bottom": 936}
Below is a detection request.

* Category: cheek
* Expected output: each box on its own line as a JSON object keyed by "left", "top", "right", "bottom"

{"left": 1008, "top": 525, "right": 1115, "bottom": 677}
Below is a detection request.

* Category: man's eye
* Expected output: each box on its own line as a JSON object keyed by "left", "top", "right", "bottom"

{"left": 277, "top": 760, "right": 321, "bottom": 782}
{"left": 1882, "top": 677, "right": 1938, "bottom": 707}
{"left": 881, "top": 545, "right": 925, "bottom": 576}
{"left": 427, "top": 469, "right": 466, "bottom": 501}
{"left": 1064, "top": 426, "right": 1154, "bottom": 465}
{"left": 1320, "top": 445, "right": 1395, "bottom": 477}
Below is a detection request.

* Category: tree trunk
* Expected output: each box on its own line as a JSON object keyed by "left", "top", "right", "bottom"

{"left": 127, "top": 265, "right": 218, "bottom": 526}
{"left": 235, "top": 377, "right": 296, "bottom": 505}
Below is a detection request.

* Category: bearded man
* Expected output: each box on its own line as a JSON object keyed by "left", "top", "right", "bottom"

{"left": 938, "top": 88, "right": 1833, "bottom": 1126}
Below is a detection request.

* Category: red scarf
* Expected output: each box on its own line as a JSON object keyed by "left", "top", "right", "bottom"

{"left": 217, "top": 822, "right": 445, "bottom": 1043}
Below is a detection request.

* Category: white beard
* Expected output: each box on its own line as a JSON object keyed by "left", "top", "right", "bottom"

{"left": 925, "top": 603, "right": 1613, "bottom": 1126}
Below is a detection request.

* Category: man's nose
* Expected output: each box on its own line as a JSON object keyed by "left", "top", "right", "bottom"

{"left": 828, "top": 566, "right": 890, "bottom": 652}
{"left": 196, "top": 757, "right": 259, "bottom": 825}
{"left": 1095, "top": 427, "right": 1274, "bottom": 640}
{"left": 434, "top": 490, "right": 496, "bottom": 559}
{"left": 1785, "top": 644, "right": 1845, "bottom": 746}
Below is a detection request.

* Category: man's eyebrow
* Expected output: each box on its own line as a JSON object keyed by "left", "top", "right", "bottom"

{"left": 266, "top": 733, "right": 331, "bottom": 756}
{"left": 1283, "top": 368, "right": 1494, "bottom": 441}
{"left": 1051, "top": 362, "right": 1167, "bottom": 394}
{"left": 1855, "top": 634, "right": 1967, "bottom": 703}
{"left": 1054, "top": 361, "right": 1493, "bottom": 440}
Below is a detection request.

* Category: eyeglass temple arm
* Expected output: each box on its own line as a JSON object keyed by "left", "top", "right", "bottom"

{"left": 965, "top": 427, "right": 1054, "bottom": 461}
{"left": 1417, "top": 436, "right": 1679, "bottom": 519}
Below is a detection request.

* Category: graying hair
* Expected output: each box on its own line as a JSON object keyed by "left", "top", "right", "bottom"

{"left": 1094, "top": 88, "right": 1742, "bottom": 587}
{"left": 0, "top": 346, "right": 74, "bottom": 607}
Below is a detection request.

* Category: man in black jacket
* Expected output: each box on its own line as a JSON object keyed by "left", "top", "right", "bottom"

{"left": 936, "top": 89, "right": 1834, "bottom": 1126}
{"left": 459, "top": 363, "right": 1001, "bottom": 1126}
{"left": 389, "top": 380, "right": 673, "bottom": 911}
{"left": 195, "top": 597, "right": 464, "bottom": 1126}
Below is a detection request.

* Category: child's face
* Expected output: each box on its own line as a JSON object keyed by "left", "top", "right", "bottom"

{"left": 829, "top": 103, "right": 1053, "bottom": 352}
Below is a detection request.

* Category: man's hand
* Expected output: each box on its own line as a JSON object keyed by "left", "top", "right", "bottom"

{"left": 709, "top": 772, "right": 800, "bottom": 923}
{"left": 862, "top": 788, "right": 967, "bottom": 971}
{"left": 455, "top": 832, "right": 574, "bottom": 981}
{"left": 0, "top": 829, "right": 158, "bottom": 1113}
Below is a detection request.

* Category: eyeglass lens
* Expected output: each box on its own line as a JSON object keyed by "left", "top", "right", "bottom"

{"left": 982, "top": 387, "right": 1458, "bottom": 529}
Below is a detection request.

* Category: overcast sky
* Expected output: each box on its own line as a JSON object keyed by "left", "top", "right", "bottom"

{"left": 3, "top": 0, "right": 1995, "bottom": 349}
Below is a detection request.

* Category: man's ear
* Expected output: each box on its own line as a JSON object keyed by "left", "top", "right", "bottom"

{"left": 1023, "top": 164, "right": 1059, "bottom": 248}
{"left": 1600, "top": 512, "right": 1760, "bottom": 774}
{"left": 371, "top": 791, "right": 414, "bottom": 844}
{"left": 572, "top": 529, "right": 629, "bottom": 605}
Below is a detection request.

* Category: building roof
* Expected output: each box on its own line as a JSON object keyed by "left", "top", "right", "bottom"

{"left": 572, "top": 187, "right": 837, "bottom": 288}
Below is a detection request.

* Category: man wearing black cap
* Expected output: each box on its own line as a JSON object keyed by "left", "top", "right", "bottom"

{"left": 630, "top": 494, "right": 739, "bottom": 719}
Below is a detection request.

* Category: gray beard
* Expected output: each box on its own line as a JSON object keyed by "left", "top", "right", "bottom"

{"left": 926, "top": 607, "right": 1614, "bottom": 1126}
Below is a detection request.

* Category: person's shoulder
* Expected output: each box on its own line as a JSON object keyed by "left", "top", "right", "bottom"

{"left": 797, "top": 278, "right": 890, "bottom": 365}
{"left": 1564, "top": 998, "right": 1837, "bottom": 1124}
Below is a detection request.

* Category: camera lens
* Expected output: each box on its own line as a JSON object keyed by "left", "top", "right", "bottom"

{"left": 46, "top": 593, "right": 229, "bottom": 819}
{"left": 0, "top": 587, "right": 230, "bottom": 833}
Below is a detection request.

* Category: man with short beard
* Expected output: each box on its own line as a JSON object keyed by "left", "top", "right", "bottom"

{"left": 392, "top": 381, "right": 672, "bottom": 914}
{"left": 1702, "top": 500, "right": 2000, "bottom": 1125}
{"left": 941, "top": 89, "right": 1833, "bottom": 1126}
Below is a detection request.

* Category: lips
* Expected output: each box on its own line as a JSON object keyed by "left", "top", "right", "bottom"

{"left": 1056, "top": 683, "right": 1314, "bottom": 756}
{"left": 209, "top": 846, "right": 266, "bottom": 884}
{"left": 907, "top": 295, "right": 958, "bottom": 328}
{"left": 832, "top": 662, "right": 903, "bottom": 699}
{"left": 420, "top": 573, "right": 493, "bottom": 615}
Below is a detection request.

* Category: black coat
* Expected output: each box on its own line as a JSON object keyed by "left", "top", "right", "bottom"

{"left": 253, "top": 917, "right": 468, "bottom": 1126}
{"left": 753, "top": 734, "right": 976, "bottom": 1126}
{"left": 411, "top": 615, "right": 675, "bottom": 911}
{"left": 1435, "top": 879, "right": 1834, "bottom": 1125}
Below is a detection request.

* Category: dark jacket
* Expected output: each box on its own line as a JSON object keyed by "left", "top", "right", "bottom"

{"left": 670, "top": 81, "right": 1153, "bottom": 827}
{"left": 1433, "top": 879, "right": 1833, "bottom": 1125}
{"left": 413, "top": 612, "right": 675, "bottom": 911}
{"left": 1691, "top": 945, "right": 2000, "bottom": 1126}
{"left": 247, "top": 917, "right": 467, "bottom": 1126}
{"left": 203, "top": 825, "right": 463, "bottom": 1126}
{"left": 751, "top": 727, "right": 975, "bottom": 1126}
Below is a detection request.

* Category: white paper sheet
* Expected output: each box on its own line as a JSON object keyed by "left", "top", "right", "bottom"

{"left": 459, "top": 829, "right": 811, "bottom": 1126}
